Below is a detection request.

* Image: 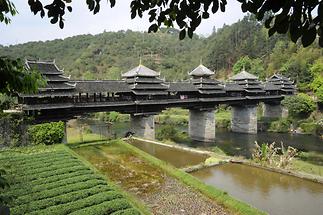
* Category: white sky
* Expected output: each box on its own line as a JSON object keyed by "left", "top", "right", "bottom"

{"left": 0, "top": 0, "right": 245, "bottom": 45}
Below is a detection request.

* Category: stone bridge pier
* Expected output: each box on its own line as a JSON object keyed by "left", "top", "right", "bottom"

{"left": 231, "top": 105, "right": 257, "bottom": 134}
{"left": 130, "top": 114, "right": 155, "bottom": 140}
{"left": 263, "top": 102, "right": 283, "bottom": 118}
{"left": 189, "top": 109, "right": 215, "bottom": 142}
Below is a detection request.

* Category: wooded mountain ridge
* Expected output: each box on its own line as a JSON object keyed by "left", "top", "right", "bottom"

{"left": 1, "top": 15, "right": 322, "bottom": 88}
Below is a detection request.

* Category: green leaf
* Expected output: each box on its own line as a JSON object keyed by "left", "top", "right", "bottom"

{"left": 179, "top": 29, "right": 186, "bottom": 40}
{"left": 109, "top": 0, "right": 116, "bottom": 7}
{"left": 148, "top": 24, "right": 158, "bottom": 33}
{"left": 59, "top": 19, "right": 64, "bottom": 29}
{"left": 187, "top": 28, "right": 193, "bottom": 38}
{"left": 211, "top": 1, "right": 219, "bottom": 13}
{"left": 301, "top": 27, "right": 317, "bottom": 47}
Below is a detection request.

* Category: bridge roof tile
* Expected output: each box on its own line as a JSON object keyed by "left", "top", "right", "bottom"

{"left": 168, "top": 82, "right": 198, "bottom": 92}
{"left": 230, "top": 70, "right": 258, "bottom": 81}
{"left": 75, "top": 81, "right": 131, "bottom": 93}
{"left": 189, "top": 64, "right": 214, "bottom": 77}
{"left": 26, "top": 60, "right": 63, "bottom": 75}
{"left": 122, "top": 65, "right": 159, "bottom": 78}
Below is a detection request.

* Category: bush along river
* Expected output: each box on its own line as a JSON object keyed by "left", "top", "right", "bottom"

{"left": 71, "top": 119, "right": 323, "bottom": 214}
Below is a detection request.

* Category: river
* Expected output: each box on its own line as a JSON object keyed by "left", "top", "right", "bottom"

{"left": 192, "top": 163, "right": 323, "bottom": 215}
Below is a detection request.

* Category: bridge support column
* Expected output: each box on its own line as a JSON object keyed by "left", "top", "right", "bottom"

{"left": 130, "top": 115, "right": 155, "bottom": 140}
{"left": 231, "top": 105, "right": 257, "bottom": 134}
{"left": 263, "top": 102, "right": 283, "bottom": 118}
{"left": 189, "top": 109, "right": 215, "bottom": 142}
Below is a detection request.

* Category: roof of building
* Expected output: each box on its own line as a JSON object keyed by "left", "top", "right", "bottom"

{"left": 20, "top": 91, "right": 76, "bottom": 98}
{"left": 268, "top": 74, "right": 290, "bottom": 81}
{"left": 190, "top": 78, "right": 222, "bottom": 85}
{"left": 25, "top": 60, "right": 63, "bottom": 75}
{"left": 125, "top": 77, "right": 164, "bottom": 84}
{"left": 130, "top": 83, "right": 169, "bottom": 90}
{"left": 122, "top": 65, "right": 160, "bottom": 78}
{"left": 132, "top": 90, "right": 168, "bottom": 95}
{"left": 189, "top": 64, "right": 214, "bottom": 77}
{"left": 40, "top": 83, "right": 76, "bottom": 91}
{"left": 224, "top": 83, "right": 245, "bottom": 92}
{"left": 45, "top": 74, "right": 71, "bottom": 82}
{"left": 168, "top": 82, "right": 198, "bottom": 92}
{"left": 263, "top": 83, "right": 281, "bottom": 91}
{"left": 75, "top": 80, "right": 131, "bottom": 93}
{"left": 230, "top": 70, "right": 258, "bottom": 81}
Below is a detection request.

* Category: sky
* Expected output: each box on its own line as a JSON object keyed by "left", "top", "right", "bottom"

{"left": 0, "top": 0, "right": 245, "bottom": 45}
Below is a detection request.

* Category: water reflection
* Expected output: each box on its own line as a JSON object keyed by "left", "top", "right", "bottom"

{"left": 192, "top": 163, "right": 323, "bottom": 215}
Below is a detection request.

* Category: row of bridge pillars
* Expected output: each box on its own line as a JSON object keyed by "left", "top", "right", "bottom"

{"left": 130, "top": 102, "right": 287, "bottom": 142}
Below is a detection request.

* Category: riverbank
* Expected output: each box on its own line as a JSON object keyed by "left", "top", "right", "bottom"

{"left": 72, "top": 140, "right": 264, "bottom": 215}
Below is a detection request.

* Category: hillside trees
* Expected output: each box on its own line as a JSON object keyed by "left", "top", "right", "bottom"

{"left": 310, "top": 60, "right": 323, "bottom": 104}
{"left": 0, "top": 14, "right": 321, "bottom": 83}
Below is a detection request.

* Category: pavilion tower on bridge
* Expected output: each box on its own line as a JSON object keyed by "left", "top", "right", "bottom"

{"left": 187, "top": 64, "right": 224, "bottom": 142}
{"left": 122, "top": 64, "right": 169, "bottom": 139}
{"left": 229, "top": 69, "right": 265, "bottom": 134}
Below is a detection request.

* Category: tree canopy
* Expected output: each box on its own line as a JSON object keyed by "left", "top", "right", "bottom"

{"left": 1, "top": 0, "right": 323, "bottom": 47}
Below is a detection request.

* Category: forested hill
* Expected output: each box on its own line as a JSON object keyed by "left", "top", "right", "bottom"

{"left": 1, "top": 15, "right": 322, "bottom": 88}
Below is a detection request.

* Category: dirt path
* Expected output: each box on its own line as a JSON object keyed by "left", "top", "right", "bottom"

{"left": 140, "top": 176, "right": 228, "bottom": 215}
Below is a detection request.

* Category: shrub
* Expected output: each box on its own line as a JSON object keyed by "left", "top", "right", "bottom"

{"left": 252, "top": 142, "right": 297, "bottom": 168}
{"left": 300, "top": 122, "right": 317, "bottom": 134}
{"left": 156, "top": 124, "right": 189, "bottom": 143}
{"left": 269, "top": 118, "right": 291, "bottom": 133}
{"left": 111, "top": 208, "right": 141, "bottom": 215}
{"left": 282, "top": 93, "right": 316, "bottom": 118}
{"left": 68, "top": 198, "right": 132, "bottom": 215}
{"left": 28, "top": 121, "right": 65, "bottom": 145}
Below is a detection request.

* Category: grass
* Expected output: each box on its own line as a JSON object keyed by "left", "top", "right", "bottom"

{"left": 291, "top": 151, "right": 323, "bottom": 177}
{"left": 87, "top": 140, "right": 264, "bottom": 215}
{"left": 0, "top": 144, "right": 143, "bottom": 215}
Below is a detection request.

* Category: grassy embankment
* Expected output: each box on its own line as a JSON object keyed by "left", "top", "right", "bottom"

{"left": 74, "top": 140, "right": 264, "bottom": 215}
{"left": 0, "top": 144, "right": 147, "bottom": 215}
{"left": 292, "top": 151, "right": 323, "bottom": 177}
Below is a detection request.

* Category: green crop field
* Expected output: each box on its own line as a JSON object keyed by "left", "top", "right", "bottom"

{"left": 0, "top": 146, "right": 141, "bottom": 215}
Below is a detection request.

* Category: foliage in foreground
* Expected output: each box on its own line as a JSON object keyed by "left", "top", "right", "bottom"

{"left": 5, "top": 0, "right": 322, "bottom": 48}
{"left": 252, "top": 142, "right": 298, "bottom": 168}
{"left": 28, "top": 121, "right": 65, "bottom": 145}
{"left": 0, "top": 146, "right": 140, "bottom": 215}
{"left": 0, "top": 57, "right": 45, "bottom": 95}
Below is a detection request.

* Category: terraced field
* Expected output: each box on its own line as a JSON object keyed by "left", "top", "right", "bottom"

{"left": 0, "top": 146, "right": 141, "bottom": 215}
